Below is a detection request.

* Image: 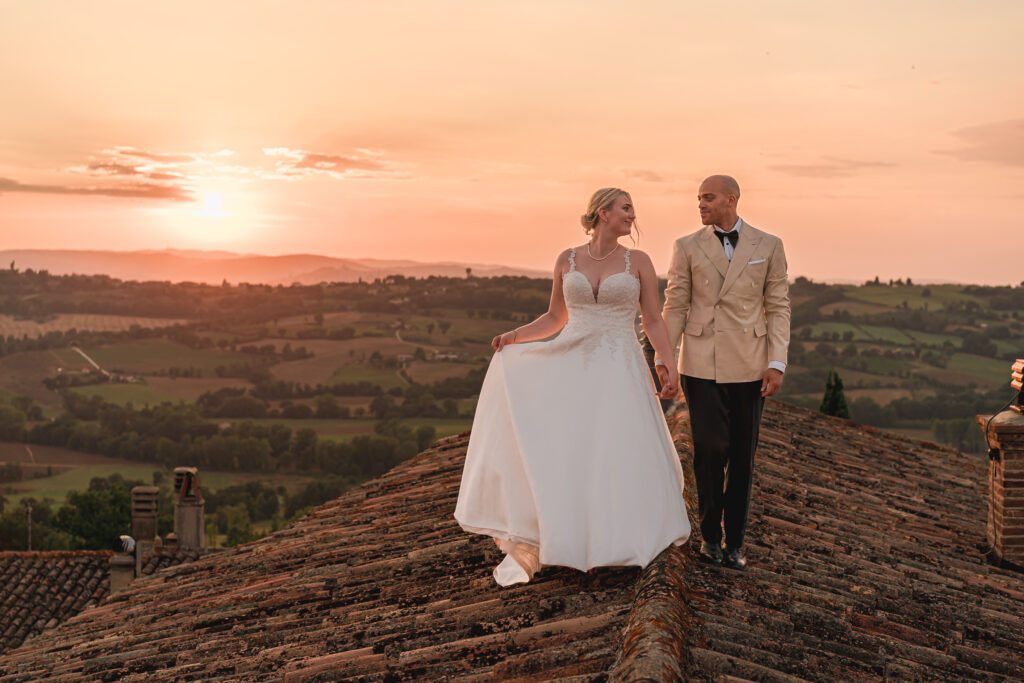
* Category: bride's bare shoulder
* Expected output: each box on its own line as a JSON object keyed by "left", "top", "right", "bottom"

{"left": 552, "top": 248, "right": 575, "bottom": 273}
{"left": 627, "top": 248, "right": 655, "bottom": 268}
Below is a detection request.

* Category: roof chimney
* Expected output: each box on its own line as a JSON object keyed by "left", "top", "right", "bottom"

{"left": 173, "top": 467, "right": 205, "bottom": 550}
{"left": 131, "top": 486, "right": 159, "bottom": 542}
{"left": 977, "top": 359, "right": 1024, "bottom": 570}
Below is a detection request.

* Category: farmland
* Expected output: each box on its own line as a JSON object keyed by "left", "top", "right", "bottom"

{"left": 0, "top": 313, "right": 187, "bottom": 337}
{"left": 68, "top": 339, "right": 248, "bottom": 374}
{"left": 0, "top": 442, "right": 321, "bottom": 511}
{"left": 0, "top": 267, "right": 1020, "bottom": 550}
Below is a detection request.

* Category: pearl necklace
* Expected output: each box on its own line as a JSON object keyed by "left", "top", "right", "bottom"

{"left": 587, "top": 243, "right": 619, "bottom": 261}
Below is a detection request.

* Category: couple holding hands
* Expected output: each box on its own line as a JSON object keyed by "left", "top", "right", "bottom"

{"left": 455, "top": 175, "right": 791, "bottom": 586}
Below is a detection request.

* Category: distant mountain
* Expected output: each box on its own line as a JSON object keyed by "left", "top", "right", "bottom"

{"left": 0, "top": 249, "right": 548, "bottom": 285}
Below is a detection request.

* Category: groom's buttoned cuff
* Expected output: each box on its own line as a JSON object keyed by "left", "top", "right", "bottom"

{"left": 768, "top": 361, "right": 786, "bottom": 373}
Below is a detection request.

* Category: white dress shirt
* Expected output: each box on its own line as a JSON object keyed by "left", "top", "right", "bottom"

{"left": 715, "top": 218, "right": 786, "bottom": 375}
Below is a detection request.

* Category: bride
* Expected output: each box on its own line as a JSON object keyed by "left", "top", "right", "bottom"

{"left": 454, "top": 188, "right": 691, "bottom": 586}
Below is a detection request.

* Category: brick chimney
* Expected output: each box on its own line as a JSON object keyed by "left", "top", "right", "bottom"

{"left": 977, "top": 360, "right": 1024, "bottom": 569}
{"left": 131, "top": 486, "right": 159, "bottom": 541}
{"left": 131, "top": 486, "right": 160, "bottom": 575}
{"left": 173, "top": 467, "right": 205, "bottom": 550}
{"left": 109, "top": 553, "right": 135, "bottom": 594}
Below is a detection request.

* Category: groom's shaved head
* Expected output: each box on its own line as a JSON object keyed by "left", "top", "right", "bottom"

{"left": 702, "top": 175, "right": 740, "bottom": 201}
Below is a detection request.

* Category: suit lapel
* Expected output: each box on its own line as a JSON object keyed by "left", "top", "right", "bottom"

{"left": 696, "top": 226, "right": 729, "bottom": 279}
{"left": 718, "top": 220, "right": 762, "bottom": 300}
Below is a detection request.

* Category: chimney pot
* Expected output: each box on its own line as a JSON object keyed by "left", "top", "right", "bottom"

{"left": 109, "top": 553, "right": 135, "bottom": 593}
{"left": 130, "top": 486, "right": 160, "bottom": 542}
{"left": 173, "top": 467, "right": 205, "bottom": 550}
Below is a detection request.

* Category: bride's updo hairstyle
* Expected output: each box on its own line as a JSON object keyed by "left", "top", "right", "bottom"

{"left": 580, "top": 188, "right": 626, "bottom": 234}
{"left": 580, "top": 187, "right": 640, "bottom": 242}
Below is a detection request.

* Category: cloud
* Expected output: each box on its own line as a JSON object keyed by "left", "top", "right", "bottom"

{"left": 623, "top": 169, "right": 667, "bottom": 183}
{"left": 768, "top": 156, "right": 897, "bottom": 178}
{"left": 936, "top": 119, "right": 1024, "bottom": 167}
{"left": 262, "top": 147, "right": 405, "bottom": 179}
{"left": 0, "top": 177, "right": 192, "bottom": 201}
{"left": 108, "top": 147, "right": 201, "bottom": 164}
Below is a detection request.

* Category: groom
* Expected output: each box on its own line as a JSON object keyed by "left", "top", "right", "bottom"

{"left": 656, "top": 175, "right": 790, "bottom": 569}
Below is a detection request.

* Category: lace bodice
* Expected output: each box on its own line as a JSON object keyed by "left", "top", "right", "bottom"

{"left": 562, "top": 246, "right": 640, "bottom": 335}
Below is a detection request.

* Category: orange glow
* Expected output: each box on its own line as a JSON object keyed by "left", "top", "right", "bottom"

{"left": 0, "top": 2, "right": 1021, "bottom": 284}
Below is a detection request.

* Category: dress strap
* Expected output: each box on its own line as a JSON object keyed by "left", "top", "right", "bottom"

{"left": 568, "top": 247, "right": 577, "bottom": 271}
{"left": 624, "top": 248, "right": 631, "bottom": 274}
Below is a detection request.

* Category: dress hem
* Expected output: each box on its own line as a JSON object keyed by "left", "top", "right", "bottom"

{"left": 456, "top": 516, "right": 689, "bottom": 573}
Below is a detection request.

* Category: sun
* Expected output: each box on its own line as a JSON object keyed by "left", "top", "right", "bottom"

{"left": 201, "top": 192, "right": 224, "bottom": 217}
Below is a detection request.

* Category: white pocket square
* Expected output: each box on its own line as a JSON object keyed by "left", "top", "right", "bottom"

{"left": 747, "top": 258, "right": 766, "bottom": 265}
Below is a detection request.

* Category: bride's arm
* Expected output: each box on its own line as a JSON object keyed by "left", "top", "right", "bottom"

{"left": 492, "top": 250, "right": 570, "bottom": 351}
{"left": 634, "top": 250, "right": 680, "bottom": 398}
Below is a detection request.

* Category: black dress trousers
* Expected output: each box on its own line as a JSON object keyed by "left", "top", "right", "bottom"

{"left": 681, "top": 375, "right": 765, "bottom": 549}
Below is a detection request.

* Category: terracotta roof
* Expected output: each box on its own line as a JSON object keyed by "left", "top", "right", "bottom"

{"left": 0, "top": 548, "right": 210, "bottom": 657}
{"left": 0, "top": 402, "right": 1021, "bottom": 681}
{"left": 661, "top": 402, "right": 1024, "bottom": 681}
{"left": 0, "top": 551, "right": 111, "bottom": 656}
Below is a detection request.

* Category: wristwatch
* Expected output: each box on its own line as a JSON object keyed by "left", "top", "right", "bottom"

{"left": 653, "top": 359, "right": 666, "bottom": 367}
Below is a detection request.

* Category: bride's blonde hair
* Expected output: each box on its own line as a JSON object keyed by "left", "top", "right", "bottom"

{"left": 580, "top": 187, "right": 639, "bottom": 242}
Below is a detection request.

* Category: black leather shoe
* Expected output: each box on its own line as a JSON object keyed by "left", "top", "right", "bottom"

{"left": 723, "top": 547, "right": 747, "bottom": 570}
{"left": 698, "top": 541, "right": 723, "bottom": 565}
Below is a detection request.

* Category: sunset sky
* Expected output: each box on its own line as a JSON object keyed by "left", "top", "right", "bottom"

{"left": 1, "top": 1, "right": 1021, "bottom": 284}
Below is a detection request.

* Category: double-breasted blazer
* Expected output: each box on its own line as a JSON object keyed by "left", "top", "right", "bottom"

{"left": 661, "top": 220, "right": 790, "bottom": 383}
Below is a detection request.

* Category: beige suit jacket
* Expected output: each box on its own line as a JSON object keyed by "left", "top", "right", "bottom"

{"left": 662, "top": 220, "right": 791, "bottom": 383}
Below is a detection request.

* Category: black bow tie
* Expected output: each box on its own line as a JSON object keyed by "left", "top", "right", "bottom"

{"left": 715, "top": 230, "right": 738, "bottom": 248}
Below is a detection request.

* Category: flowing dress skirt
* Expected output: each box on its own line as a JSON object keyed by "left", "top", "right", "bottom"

{"left": 454, "top": 327, "right": 690, "bottom": 580}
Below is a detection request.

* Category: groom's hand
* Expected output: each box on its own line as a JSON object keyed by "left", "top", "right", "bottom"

{"left": 761, "top": 368, "right": 783, "bottom": 397}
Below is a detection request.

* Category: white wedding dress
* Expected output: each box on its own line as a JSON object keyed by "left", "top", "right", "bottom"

{"left": 454, "top": 247, "right": 691, "bottom": 586}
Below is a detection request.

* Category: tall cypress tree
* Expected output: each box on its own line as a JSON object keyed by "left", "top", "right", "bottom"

{"left": 820, "top": 370, "right": 850, "bottom": 419}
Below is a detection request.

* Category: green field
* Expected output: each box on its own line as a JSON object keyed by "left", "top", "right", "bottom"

{"left": 327, "top": 364, "right": 406, "bottom": 389}
{"left": 405, "top": 360, "right": 483, "bottom": 384}
{"left": 233, "top": 417, "right": 471, "bottom": 439}
{"left": 4, "top": 463, "right": 319, "bottom": 509}
{"left": 902, "top": 330, "right": 963, "bottom": 348}
{"left": 4, "top": 463, "right": 160, "bottom": 508}
{"left": 808, "top": 322, "right": 872, "bottom": 341}
{"left": 994, "top": 340, "right": 1020, "bottom": 357}
{"left": 856, "top": 325, "right": 917, "bottom": 344}
{"left": 69, "top": 383, "right": 184, "bottom": 407}
{"left": 71, "top": 340, "right": 248, "bottom": 374}
{"left": 946, "top": 353, "right": 1014, "bottom": 386}
{"left": 857, "top": 355, "right": 919, "bottom": 375}
{"left": 842, "top": 284, "right": 986, "bottom": 310}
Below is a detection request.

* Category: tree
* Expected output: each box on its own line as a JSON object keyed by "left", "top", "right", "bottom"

{"left": 438, "top": 321, "right": 452, "bottom": 335}
{"left": 416, "top": 425, "right": 437, "bottom": 451}
{"left": 52, "top": 484, "right": 133, "bottom": 549}
{"left": 290, "top": 428, "right": 318, "bottom": 470}
{"left": 314, "top": 394, "right": 343, "bottom": 418}
{"left": 369, "top": 395, "right": 395, "bottom": 420}
{"left": 0, "top": 402, "right": 26, "bottom": 440}
{"left": 820, "top": 370, "right": 850, "bottom": 419}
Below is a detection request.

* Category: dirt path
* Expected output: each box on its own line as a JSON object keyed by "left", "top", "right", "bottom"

{"left": 394, "top": 329, "right": 439, "bottom": 355}
{"left": 71, "top": 346, "right": 110, "bottom": 377}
